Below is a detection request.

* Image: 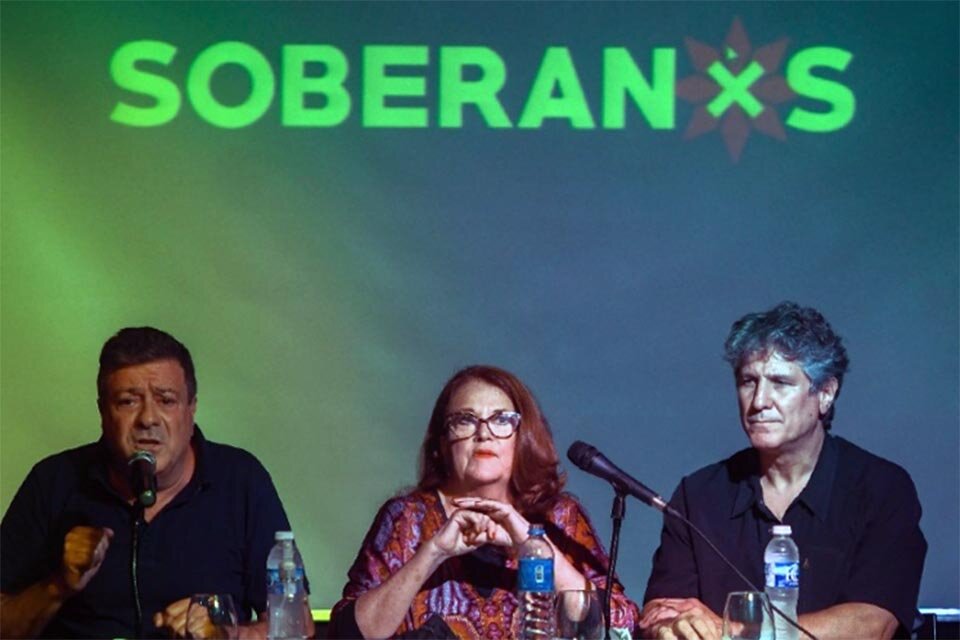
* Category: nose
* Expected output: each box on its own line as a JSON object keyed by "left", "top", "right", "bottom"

{"left": 137, "top": 397, "right": 161, "bottom": 428}
{"left": 751, "top": 380, "right": 772, "bottom": 411}
{"left": 474, "top": 418, "right": 494, "bottom": 441}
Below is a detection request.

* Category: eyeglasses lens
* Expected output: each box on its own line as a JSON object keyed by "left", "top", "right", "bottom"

{"left": 447, "top": 412, "right": 519, "bottom": 438}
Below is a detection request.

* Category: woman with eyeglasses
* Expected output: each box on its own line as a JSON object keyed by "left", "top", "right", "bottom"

{"left": 329, "top": 365, "right": 640, "bottom": 638}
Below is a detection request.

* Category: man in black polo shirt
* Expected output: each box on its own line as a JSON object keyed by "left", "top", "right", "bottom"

{"left": 0, "top": 327, "right": 310, "bottom": 638}
{"left": 640, "top": 302, "right": 926, "bottom": 640}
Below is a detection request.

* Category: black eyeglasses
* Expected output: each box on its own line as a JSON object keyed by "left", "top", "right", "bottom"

{"left": 444, "top": 410, "right": 521, "bottom": 439}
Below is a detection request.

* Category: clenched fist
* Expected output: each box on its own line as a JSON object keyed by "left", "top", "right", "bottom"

{"left": 61, "top": 526, "right": 114, "bottom": 593}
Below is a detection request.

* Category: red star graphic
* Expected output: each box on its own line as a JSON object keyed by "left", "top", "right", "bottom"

{"left": 676, "top": 17, "right": 796, "bottom": 162}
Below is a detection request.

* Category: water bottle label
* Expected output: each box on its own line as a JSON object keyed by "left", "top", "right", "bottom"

{"left": 518, "top": 557, "right": 554, "bottom": 592}
{"left": 267, "top": 567, "right": 305, "bottom": 589}
{"left": 765, "top": 561, "right": 799, "bottom": 588}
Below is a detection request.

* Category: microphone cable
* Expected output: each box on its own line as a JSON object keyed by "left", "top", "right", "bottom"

{"left": 131, "top": 505, "right": 145, "bottom": 638}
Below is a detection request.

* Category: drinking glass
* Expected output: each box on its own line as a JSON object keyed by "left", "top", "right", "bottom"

{"left": 186, "top": 593, "right": 238, "bottom": 639}
{"left": 554, "top": 589, "right": 604, "bottom": 640}
{"left": 722, "top": 591, "right": 774, "bottom": 640}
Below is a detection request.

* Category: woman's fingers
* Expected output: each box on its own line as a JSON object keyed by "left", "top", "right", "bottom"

{"left": 451, "top": 508, "right": 513, "bottom": 548}
{"left": 452, "top": 497, "right": 529, "bottom": 544}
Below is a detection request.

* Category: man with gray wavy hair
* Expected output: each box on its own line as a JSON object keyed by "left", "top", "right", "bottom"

{"left": 640, "top": 302, "right": 926, "bottom": 640}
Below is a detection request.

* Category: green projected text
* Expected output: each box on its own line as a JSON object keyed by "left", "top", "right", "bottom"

{"left": 109, "top": 40, "right": 854, "bottom": 132}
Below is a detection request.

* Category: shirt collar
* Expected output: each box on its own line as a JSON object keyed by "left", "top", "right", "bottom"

{"left": 189, "top": 424, "right": 210, "bottom": 485}
{"left": 728, "top": 432, "right": 838, "bottom": 521}
{"left": 794, "top": 432, "right": 838, "bottom": 521}
{"left": 730, "top": 448, "right": 761, "bottom": 519}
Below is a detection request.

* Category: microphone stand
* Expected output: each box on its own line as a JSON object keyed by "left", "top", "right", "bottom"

{"left": 603, "top": 489, "right": 627, "bottom": 640}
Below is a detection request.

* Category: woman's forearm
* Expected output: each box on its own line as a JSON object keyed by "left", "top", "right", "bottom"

{"left": 354, "top": 540, "right": 447, "bottom": 639}
{"left": 551, "top": 546, "right": 590, "bottom": 592}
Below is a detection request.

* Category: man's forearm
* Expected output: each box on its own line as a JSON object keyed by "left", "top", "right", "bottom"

{"left": 0, "top": 576, "right": 72, "bottom": 639}
{"left": 797, "top": 602, "right": 899, "bottom": 640}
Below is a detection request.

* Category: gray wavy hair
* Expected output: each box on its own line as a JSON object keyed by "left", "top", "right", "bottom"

{"left": 723, "top": 302, "right": 849, "bottom": 429}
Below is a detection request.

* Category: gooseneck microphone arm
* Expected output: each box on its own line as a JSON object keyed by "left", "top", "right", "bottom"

{"left": 566, "top": 441, "right": 818, "bottom": 640}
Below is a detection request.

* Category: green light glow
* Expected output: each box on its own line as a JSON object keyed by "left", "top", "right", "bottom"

{"left": 8, "top": 2, "right": 953, "bottom": 613}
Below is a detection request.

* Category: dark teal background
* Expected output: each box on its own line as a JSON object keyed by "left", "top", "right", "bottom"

{"left": 2, "top": 1, "right": 957, "bottom": 611}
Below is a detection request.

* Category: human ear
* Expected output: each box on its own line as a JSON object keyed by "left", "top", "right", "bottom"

{"left": 818, "top": 378, "right": 839, "bottom": 415}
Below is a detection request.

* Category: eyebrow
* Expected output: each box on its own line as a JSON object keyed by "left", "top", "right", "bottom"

{"left": 768, "top": 373, "right": 798, "bottom": 382}
{"left": 113, "top": 386, "right": 180, "bottom": 396}
{"left": 113, "top": 387, "right": 144, "bottom": 395}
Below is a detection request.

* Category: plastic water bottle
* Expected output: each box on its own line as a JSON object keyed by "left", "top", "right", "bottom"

{"left": 764, "top": 524, "right": 800, "bottom": 640}
{"left": 267, "top": 531, "right": 307, "bottom": 639}
{"left": 517, "top": 524, "right": 555, "bottom": 639}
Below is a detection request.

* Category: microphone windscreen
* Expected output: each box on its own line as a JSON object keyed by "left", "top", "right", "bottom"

{"left": 129, "top": 450, "right": 156, "bottom": 468}
{"left": 128, "top": 450, "right": 157, "bottom": 508}
{"left": 567, "top": 441, "right": 597, "bottom": 469}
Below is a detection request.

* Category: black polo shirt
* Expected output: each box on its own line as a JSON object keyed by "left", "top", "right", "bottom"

{"left": 1, "top": 427, "right": 293, "bottom": 639}
{"left": 643, "top": 434, "right": 926, "bottom": 635}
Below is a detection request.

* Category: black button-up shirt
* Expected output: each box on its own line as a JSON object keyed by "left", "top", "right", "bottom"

{"left": 643, "top": 434, "right": 926, "bottom": 635}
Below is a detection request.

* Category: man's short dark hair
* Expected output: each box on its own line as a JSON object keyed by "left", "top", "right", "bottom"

{"left": 723, "top": 302, "right": 849, "bottom": 429}
{"left": 97, "top": 327, "right": 197, "bottom": 403}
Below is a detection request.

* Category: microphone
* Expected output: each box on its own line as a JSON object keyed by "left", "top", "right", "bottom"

{"left": 567, "top": 441, "right": 679, "bottom": 517}
{"left": 128, "top": 451, "right": 157, "bottom": 508}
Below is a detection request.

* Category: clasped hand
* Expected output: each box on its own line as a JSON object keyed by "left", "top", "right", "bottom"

{"left": 432, "top": 497, "right": 531, "bottom": 558}
{"left": 639, "top": 598, "right": 722, "bottom": 640}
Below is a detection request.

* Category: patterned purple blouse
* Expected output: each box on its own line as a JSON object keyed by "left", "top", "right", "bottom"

{"left": 330, "top": 490, "right": 640, "bottom": 638}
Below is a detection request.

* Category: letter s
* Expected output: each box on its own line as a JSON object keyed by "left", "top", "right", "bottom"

{"left": 786, "top": 47, "right": 855, "bottom": 133}
{"left": 110, "top": 40, "right": 180, "bottom": 127}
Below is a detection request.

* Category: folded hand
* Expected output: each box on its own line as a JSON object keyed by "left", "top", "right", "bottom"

{"left": 639, "top": 598, "right": 721, "bottom": 640}
{"left": 432, "top": 507, "right": 512, "bottom": 557}
{"left": 451, "top": 496, "right": 530, "bottom": 548}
